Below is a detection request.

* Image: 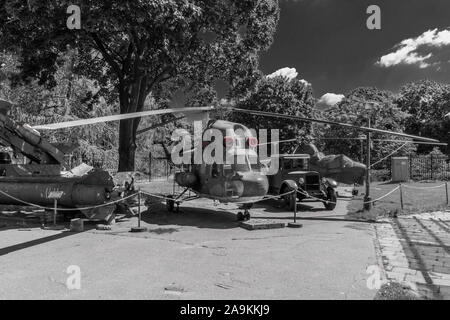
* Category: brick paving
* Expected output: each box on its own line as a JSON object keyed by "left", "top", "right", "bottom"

{"left": 375, "top": 211, "right": 450, "bottom": 299}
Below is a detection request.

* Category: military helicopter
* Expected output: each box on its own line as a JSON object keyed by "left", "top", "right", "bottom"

{"left": 28, "top": 104, "right": 440, "bottom": 221}
{"left": 157, "top": 119, "right": 269, "bottom": 221}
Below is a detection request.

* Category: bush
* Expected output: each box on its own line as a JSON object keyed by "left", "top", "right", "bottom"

{"left": 371, "top": 169, "right": 390, "bottom": 182}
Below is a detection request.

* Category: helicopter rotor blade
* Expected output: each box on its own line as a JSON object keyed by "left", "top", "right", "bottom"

{"left": 32, "top": 106, "right": 214, "bottom": 130}
{"left": 313, "top": 137, "right": 447, "bottom": 146}
{"left": 258, "top": 137, "right": 447, "bottom": 147}
{"left": 136, "top": 116, "right": 186, "bottom": 136}
{"left": 231, "top": 108, "right": 439, "bottom": 143}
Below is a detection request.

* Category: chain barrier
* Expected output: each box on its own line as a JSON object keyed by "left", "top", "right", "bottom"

{"left": 236, "top": 190, "right": 297, "bottom": 204}
{"left": 0, "top": 189, "right": 137, "bottom": 211}
{"left": 370, "top": 143, "right": 409, "bottom": 168}
{"left": 349, "top": 182, "right": 449, "bottom": 208}
{"left": 295, "top": 188, "right": 336, "bottom": 204}
{"left": 364, "top": 186, "right": 400, "bottom": 204}
{"left": 139, "top": 190, "right": 176, "bottom": 202}
{"left": 0, "top": 182, "right": 447, "bottom": 213}
{"left": 401, "top": 183, "right": 446, "bottom": 190}
{"left": 297, "top": 185, "right": 404, "bottom": 205}
{"left": 140, "top": 189, "right": 297, "bottom": 205}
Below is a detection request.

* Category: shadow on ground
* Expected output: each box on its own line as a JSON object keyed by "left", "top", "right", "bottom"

{"left": 393, "top": 218, "right": 450, "bottom": 299}
{"left": 0, "top": 225, "right": 95, "bottom": 257}
{"left": 142, "top": 203, "right": 240, "bottom": 229}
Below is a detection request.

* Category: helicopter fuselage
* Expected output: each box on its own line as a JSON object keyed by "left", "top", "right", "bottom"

{"left": 173, "top": 120, "right": 269, "bottom": 204}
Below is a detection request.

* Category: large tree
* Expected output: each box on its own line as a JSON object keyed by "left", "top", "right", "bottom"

{"left": 230, "top": 76, "right": 315, "bottom": 153}
{"left": 396, "top": 80, "right": 450, "bottom": 155}
{"left": 0, "top": 0, "right": 279, "bottom": 171}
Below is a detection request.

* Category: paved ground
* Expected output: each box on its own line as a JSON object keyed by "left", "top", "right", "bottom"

{"left": 0, "top": 187, "right": 378, "bottom": 300}
{"left": 375, "top": 211, "right": 450, "bottom": 299}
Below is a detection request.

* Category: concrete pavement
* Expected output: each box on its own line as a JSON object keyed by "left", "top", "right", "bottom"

{"left": 375, "top": 211, "right": 450, "bottom": 299}
{"left": 0, "top": 193, "right": 378, "bottom": 299}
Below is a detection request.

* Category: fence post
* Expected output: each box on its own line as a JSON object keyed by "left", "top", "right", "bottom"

{"left": 130, "top": 189, "right": 147, "bottom": 233}
{"left": 148, "top": 155, "right": 152, "bottom": 182}
{"left": 399, "top": 183, "right": 404, "bottom": 211}
{"left": 430, "top": 154, "right": 433, "bottom": 180}
{"left": 409, "top": 155, "right": 412, "bottom": 181}
{"left": 447, "top": 159, "right": 449, "bottom": 181}
{"left": 293, "top": 189, "right": 298, "bottom": 223}
{"left": 446, "top": 182, "right": 449, "bottom": 206}
{"left": 389, "top": 156, "right": 392, "bottom": 180}
{"left": 138, "top": 190, "right": 141, "bottom": 228}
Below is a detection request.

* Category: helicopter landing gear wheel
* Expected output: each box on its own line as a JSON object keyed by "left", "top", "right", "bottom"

{"left": 237, "top": 203, "right": 252, "bottom": 221}
{"left": 324, "top": 188, "right": 337, "bottom": 211}
{"left": 237, "top": 210, "right": 251, "bottom": 221}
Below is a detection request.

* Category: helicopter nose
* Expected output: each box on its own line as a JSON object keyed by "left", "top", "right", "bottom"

{"left": 241, "top": 173, "right": 269, "bottom": 197}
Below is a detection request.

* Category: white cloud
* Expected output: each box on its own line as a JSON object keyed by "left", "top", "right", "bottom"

{"left": 267, "top": 67, "right": 298, "bottom": 80}
{"left": 377, "top": 28, "right": 450, "bottom": 68}
{"left": 266, "top": 67, "right": 310, "bottom": 86}
{"left": 317, "top": 93, "right": 344, "bottom": 108}
{"left": 298, "top": 79, "right": 310, "bottom": 86}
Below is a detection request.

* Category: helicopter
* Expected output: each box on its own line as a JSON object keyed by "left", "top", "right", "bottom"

{"left": 157, "top": 119, "right": 270, "bottom": 221}
{"left": 26, "top": 104, "right": 440, "bottom": 221}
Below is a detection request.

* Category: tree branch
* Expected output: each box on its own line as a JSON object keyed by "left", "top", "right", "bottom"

{"left": 90, "top": 32, "right": 123, "bottom": 79}
{"left": 147, "top": 67, "right": 174, "bottom": 92}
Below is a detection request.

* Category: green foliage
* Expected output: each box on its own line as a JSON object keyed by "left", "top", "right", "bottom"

{"left": 230, "top": 76, "right": 315, "bottom": 153}
{"left": 396, "top": 80, "right": 450, "bottom": 155}
{"left": 0, "top": 0, "right": 280, "bottom": 170}
{"left": 429, "top": 146, "right": 446, "bottom": 157}
{"left": 370, "top": 169, "right": 391, "bottom": 182}
{"left": 318, "top": 87, "right": 415, "bottom": 166}
{"left": 0, "top": 51, "right": 119, "bottom": 169}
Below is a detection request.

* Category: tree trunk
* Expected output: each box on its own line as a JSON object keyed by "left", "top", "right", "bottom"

{"left": 118, "top": 118, "right": 138, "bottom": 172}
{"left": 117, "top": 77, "right": 147, "bottom": 172}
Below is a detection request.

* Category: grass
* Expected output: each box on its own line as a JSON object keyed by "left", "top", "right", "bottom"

{"left": 347, "top": 181, "right": 450, "bottom": 220}
{"left": 374, "top": 282, "right": 419, "bottom": 300}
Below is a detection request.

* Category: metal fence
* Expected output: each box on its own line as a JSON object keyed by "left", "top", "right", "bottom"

{"left": 370, "top": 154, "right": 450, "bottom": 181}
{"left": 409, "top": 154, "right": 450, "bottom": 181}
{"left": 149, "top": 157, "right": 173, "bottom": 181}
{"left": 147, "top": 153, "right": 450, "bottom": 182}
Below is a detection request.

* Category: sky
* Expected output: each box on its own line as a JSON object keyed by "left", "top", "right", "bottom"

{"left": 260, "top": 0, "right": 450, "bottom": 104}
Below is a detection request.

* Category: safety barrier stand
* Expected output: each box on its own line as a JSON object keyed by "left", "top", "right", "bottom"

{"left": 399, "top": 183, "right": 404, "bottom": 211}
{"left": 446, "top": 182, "right": 449, "bottom": 206}
{"left": 131, "top": 189, "right": 147, "bottom": 233}
{"left": 288, "top": 187, "right": 302, "bottom": 228}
